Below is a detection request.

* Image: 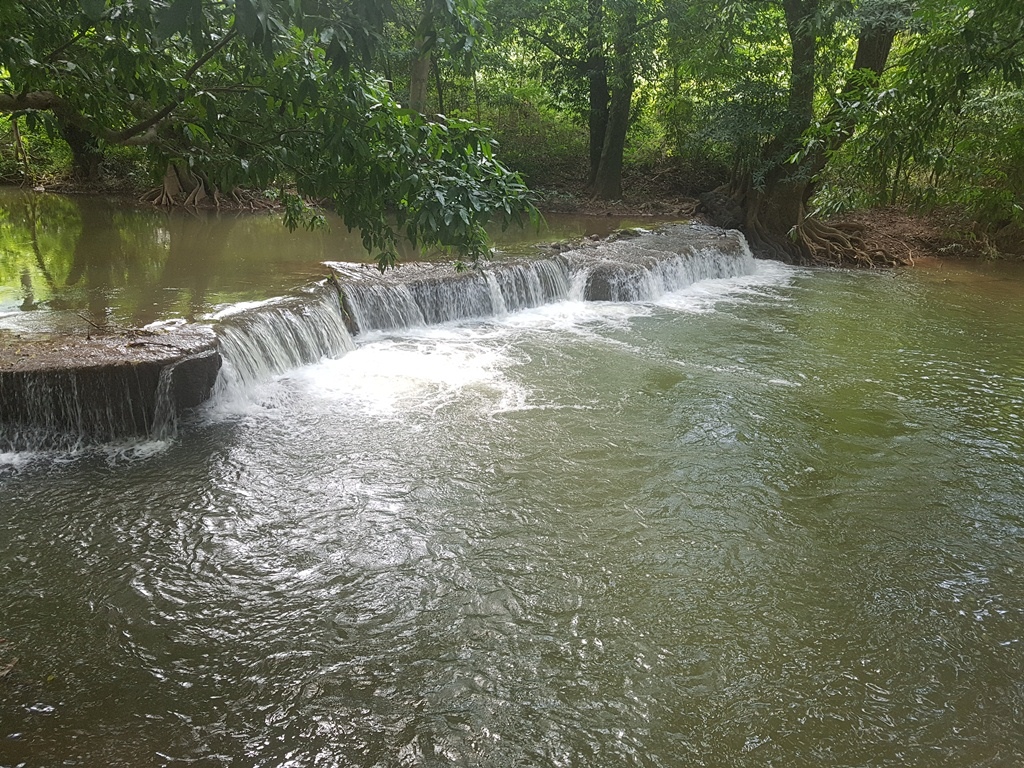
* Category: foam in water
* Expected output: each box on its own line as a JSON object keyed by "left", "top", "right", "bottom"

{"left": 295, "top": 328, "right": 527, "bottom": 417}
{"left": 212, "top": 284, "right": 356, "bottom": 402}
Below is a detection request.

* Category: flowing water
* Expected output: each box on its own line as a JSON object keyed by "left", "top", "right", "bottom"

{"left": 0, "top": 188, "right": 666, "bottom": 332}
{"left": 2, "top": 192, "right": 1024, "bottom": 766}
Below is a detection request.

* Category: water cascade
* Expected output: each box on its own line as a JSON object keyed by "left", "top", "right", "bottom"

{"left": 0, "top": 327, "right": 220, "bottom": 452}
{"left": 212, "top": 283, "right": 356, "bottom": 395}
{"left": 332, "top": 225, "right": 755, "bottom": 334}
{"left": 0, "top": 224, "right": 751, "bottom": 449}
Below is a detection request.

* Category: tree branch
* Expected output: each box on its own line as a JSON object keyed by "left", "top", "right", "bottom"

{"left": 0, "top": 29, "right": 239, "bottom": 146}
{"left": 110, "top": 28, "right": 239, "bottom": 143}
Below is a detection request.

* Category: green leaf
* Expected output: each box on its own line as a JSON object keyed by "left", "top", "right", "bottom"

{"left": 234, "top": 0, "right": 260, "bottom": 39}
{"left": 157, "top": 0, "right": 200, "bottom": 40}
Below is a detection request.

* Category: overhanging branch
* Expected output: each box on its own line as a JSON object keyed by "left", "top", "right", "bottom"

{"left": 0, "top": 29, "right": 238, "bottom": 147}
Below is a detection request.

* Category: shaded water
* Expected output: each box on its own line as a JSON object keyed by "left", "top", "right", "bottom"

{"left": 2, "top": 250, "right": 1024, "bottom": 766}
{"left": 0, "top": 188, "right": 666, "bottom": 333}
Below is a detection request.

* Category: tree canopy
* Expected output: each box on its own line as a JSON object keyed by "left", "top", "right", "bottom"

{"left": 0, "top": 0, "right": 536, "bottom": 268}
{"left": 3, "top": 0, "right": 1023, "bottom": 264}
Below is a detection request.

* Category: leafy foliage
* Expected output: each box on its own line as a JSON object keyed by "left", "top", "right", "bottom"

{"left": 814, "top": 0, "right": 1024, "bottom": 241}
{"left": 0, "top": 0, "right": 536, "bottom": 268}
{"left": 2, "top": 0, "right": 1022, "bottom": 258}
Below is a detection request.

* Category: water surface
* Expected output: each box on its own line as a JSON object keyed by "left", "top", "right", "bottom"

{"left": 0, "top": 187, "right": 668, "bottom": 333}
{"left": 2, "top": 221, "right": 1024, "bottom": 766}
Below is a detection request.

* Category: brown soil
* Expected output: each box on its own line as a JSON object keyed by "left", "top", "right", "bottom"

{"left": 823, "top": 207, "right": 989, "bottom": 265}
{"left": 535, "top": 178, "right": 1004, "bottom": 265}
{"left": 531, "top": 157, "right": 718, "bottom": 219}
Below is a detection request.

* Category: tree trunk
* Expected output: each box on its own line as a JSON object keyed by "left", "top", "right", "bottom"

{"left": 733, "top": 0, "right": 818, "bottom": 260}
{"left": 591, "top": 8, "right": 637, "bottom": 200}
{"left": 433, "top": 61, "right": 446, "bottom": 115}
{"left": 409, "top": 0, "right": 433, "bottom": 115}
{"left": 801, "top": 18, "right": 897, "bottom": 201}
{"left": 719, "top": 0, "right": 899, "bottom": 264}
{"left": 410, "top": 51, "right": 431, "bottom": 114}
{"left": 586, "top": 0, "right": 609, "bottom": 187}
{"left": 58, "top": 118, "right": 103, "bottom": 182}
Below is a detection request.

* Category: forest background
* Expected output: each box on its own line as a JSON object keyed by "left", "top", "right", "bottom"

{"left": 1, "top": 0, "right": 1022, "bottom": 266}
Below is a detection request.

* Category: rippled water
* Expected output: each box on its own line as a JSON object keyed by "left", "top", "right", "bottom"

{"left": 2, "top": 258, "right": 1024, "bottom": 766}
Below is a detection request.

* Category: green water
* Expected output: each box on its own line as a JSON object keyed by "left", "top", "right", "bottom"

{"left": 0, "top": 187, "right": 667, "bottom": 334}
{"left": 2, "top": 199, "right": 1024, "bottom": 766}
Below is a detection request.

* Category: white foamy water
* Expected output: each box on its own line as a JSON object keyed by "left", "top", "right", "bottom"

{"left": 294, "top": 329, "right": 528, "bottom": 417}
{"left": 275, "top": 262, "right": 799, "bottom": 422}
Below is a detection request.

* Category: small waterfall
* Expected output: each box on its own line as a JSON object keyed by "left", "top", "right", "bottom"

{"left": 0, "top": 329, "right": 220, "bottom": 453}
{"left": 574, "top": 239, "right": 757, "bottom": 303}
{"left": 342, "top": 283, "right": 426, "bottom": 333}
{"left": 150, "top": 362, "right": 181, "bottom": 441}
{"left": 0, "top": 225, "right": 754, "bottom": 453}
{"left": 331, "top": 226, "right": 756, "bottom": 334}
{"left": 493, "top": 258, "right": 572, "bottom": 312}
{"left": 334, "top": 257, "right": 576, "bottom": 334}
{"left": 0, "top": 370, "right": 150, "bottom": 452}
{"left": 406, "top": 274, "right": 498, "bottom": 326}
{"left": 213, "top": 283, "right": 355, "bottom": 394}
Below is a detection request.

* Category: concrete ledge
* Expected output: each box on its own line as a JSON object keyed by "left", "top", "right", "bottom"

{"left": 0, "top": 325, "right": 220, "bottom": 449}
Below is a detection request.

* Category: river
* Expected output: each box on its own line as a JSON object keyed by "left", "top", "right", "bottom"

{"left": 1, "top": 189, "right": 1024, "bottom": 766}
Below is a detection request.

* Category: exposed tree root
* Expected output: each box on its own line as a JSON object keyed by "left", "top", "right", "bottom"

{"left": 797, "top": 217, "right": 914, "bottom": 267}
{"left": 743, "top": 218, "right": 805, "bottom": 265}
{"left": 143, "top": 162, "right": 216, "bottom": 209}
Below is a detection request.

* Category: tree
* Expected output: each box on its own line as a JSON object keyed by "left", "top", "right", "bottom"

{"left": 392, "top": 0, "right": 486, "bottom": 115}
{"left": 489, "top": 0, "right": 662, "bottom": 199}
{"left": 667, "top": 0, "right": 909, "bottom": 263}
{"left": 825, "top": 0, "right": 1024, "bottom": 242}
{"left": 0, "top": 0, "right": 536, "bottom": 268}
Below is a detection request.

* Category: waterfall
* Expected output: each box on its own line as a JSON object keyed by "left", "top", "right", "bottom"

{"left": 0, "top": 370, "right": 149, "bottom": 452}
{"left": 0, "top": 328, "right": 220, "bottom": 453}
{"left": 332, "top": 226, "right": 756, "bottom": 334}
{"left": 213, "top": 283, "right": 356, "bottom": 395}
{"left": 574, "top": 238, "right": 757, "bottom": 302}
{"left": 0, "top": 225, "right": 755, "bottom": 453}
{"left": 493, "top": 258, "right": 572, "bottom": 312}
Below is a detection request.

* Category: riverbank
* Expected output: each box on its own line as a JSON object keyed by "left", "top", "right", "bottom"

{"left": 3, "top": 176, "right": 1016, "bottom": 264}
{"left": 530, "top": 185, "right": 1014, "bottom": 264}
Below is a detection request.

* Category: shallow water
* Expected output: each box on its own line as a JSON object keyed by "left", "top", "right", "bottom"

{"left": 3, "top": 231, "right": 1024, "bottom": 765}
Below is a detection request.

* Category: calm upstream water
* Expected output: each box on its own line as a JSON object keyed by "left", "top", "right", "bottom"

{"left": 0, "top": 187, "right": 664, "bottom": 334}
{"left": 2, "top": 190, "right": 1024, "bottom": 766}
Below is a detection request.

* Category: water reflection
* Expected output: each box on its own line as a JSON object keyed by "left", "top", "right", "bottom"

{"left": 0, "top": 187, "right": 678, "bottom": 330}
{"left": 0, "top": 191, "right": 363, "bottom": 328}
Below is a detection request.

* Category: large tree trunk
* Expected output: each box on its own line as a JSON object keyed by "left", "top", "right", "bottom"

{"left": 801, "top": 18, "right": 897, "bottom": 202}
{"left": 58, "top": 118, "right": 103, "bottom": 182}
{"left": 590, "top": 8, "right": 637, "bottom": 200}
{"left": 585, "top": 0, "right": 609, "bottom": 187}
{"left": 733, "top": 0, "right": 818, "bottom": 261}
{"left": 715, "top": 0, "right": 899, "bottom": 265}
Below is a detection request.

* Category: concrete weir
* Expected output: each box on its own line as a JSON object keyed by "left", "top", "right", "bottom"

{"left": 0, "top": 224, "right": 756, "bottom": 452}
{"left": 0, "top": 325, "right": 220, "bottom": 451}
{"left": 330, "top": 225, "right": 756, "bottom": 335}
